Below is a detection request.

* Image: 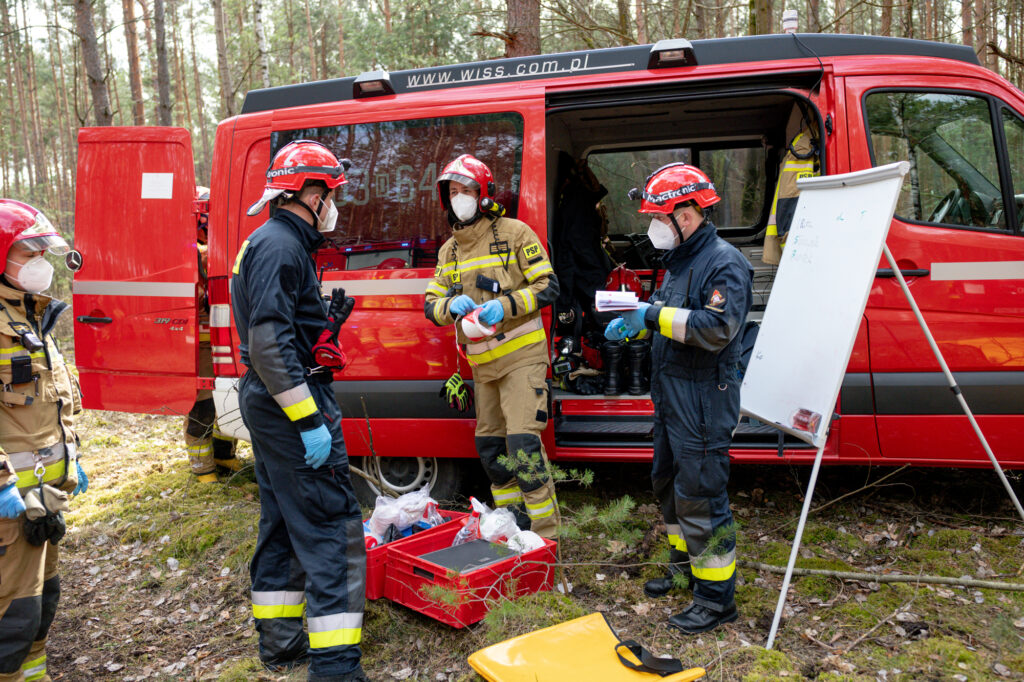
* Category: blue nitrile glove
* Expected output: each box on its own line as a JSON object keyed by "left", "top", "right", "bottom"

{"left": 620, "top": 303, "right": 651, "bottom": 336}
{"left": 300, "top": 424, "right": 332, "bottom": 469}
{"left": 479, "top": 299, "right": 505, "bottom": 325}
{"left": 450, "top": 295, "right": 478, "bottom": 317}
{"left": 0, "top": 483, "right": 25, "bottom": 519}
{"left": 72, "top": 461, "right": 88, "bottom": 496}
{"left": 604, "top": 318, "right": 629, "bottom": 341}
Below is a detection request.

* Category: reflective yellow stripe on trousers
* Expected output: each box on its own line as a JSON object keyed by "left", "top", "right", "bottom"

{"left": 525, "top": 495, "right": 556, "bottom": 520}
{"left": 252, "top": 590, "right": 306, "bottom": 619}
{"left": 690, "top": 550, "right": 736, "bottom": 581}
{"left": 308, "top": 612, "right": 363, "bottom": 648}
{"left": 491, "top": 483, "right": 523, "bottom": 506}
{"left": 21, "top": 654, "right": 46, "bottom": 682}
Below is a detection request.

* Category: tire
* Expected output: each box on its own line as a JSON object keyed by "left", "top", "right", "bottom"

{"left": 350, "top": 456, "right": 468, "bottom": 507}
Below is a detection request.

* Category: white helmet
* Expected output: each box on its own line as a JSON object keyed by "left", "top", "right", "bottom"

{"left": 460, "top": 308, "right": 495, "bottom": 340}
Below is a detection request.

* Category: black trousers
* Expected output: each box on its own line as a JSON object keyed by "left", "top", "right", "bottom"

{"left": 239, "top": 372, "right": 366, "bottom": 677}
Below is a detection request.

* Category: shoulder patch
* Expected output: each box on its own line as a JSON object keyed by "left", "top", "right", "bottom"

{"left": 705, "top": 288, "right": 726, "bottom": 313}
{"left": 523, "top": 243, "right": 541, "bottom": 259}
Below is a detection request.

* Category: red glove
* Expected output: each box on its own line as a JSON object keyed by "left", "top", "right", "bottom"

{"left": 313, "top": 328, "right": 348, "bottom": 369}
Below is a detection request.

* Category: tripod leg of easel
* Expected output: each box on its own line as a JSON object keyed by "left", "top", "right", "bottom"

{"left": 882, "top": 245, "right": 1024, "bottom": 524}
{"left": 765, "top": 441, "right": 826, "bottom": 650}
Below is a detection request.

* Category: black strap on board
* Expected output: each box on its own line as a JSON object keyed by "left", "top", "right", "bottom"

{"left": 614, "top": 639, "right": 684, "bottom": 677}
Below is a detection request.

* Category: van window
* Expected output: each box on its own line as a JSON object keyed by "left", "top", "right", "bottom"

{"left": 272, "top": 113, "right": 524, "bottom": 261}
{"left": 1001, "top": 107, "right": 1024, "bottom": 230}
{"left": 588, "top": 144, "right": 765, "bottom": 235}
{"left": 865, "top": 91, "right": 1008, "bottom": 231}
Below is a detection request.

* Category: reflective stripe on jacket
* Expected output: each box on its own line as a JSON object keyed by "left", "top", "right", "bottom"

{"left": 424, "top": 216, "right": 558, "bottom": 382}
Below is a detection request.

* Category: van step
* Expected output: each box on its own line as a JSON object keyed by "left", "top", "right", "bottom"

{"left": 554, "top": 414, "right": 814, "bottom": 449}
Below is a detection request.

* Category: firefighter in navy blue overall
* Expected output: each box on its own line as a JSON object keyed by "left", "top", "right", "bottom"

{"left": 606, "top": 163, "right": 753, "bottom": 634}
{"left": 0, "top": 199, "right": 87, "bottom": 682}
{"left": 423, "top": 155, "right": 561, "bottom": 538}
{"left": 233, "top": 141, "right": 367, "bottom": 681}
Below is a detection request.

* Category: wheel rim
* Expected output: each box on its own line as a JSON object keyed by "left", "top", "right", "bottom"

{"left": 363, "top": 456, "right": 437, "bottom": 496}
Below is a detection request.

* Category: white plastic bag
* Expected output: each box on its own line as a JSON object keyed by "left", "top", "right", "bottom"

{"left": 367, "top": 488, "right": 438, "bottom": 537}
{"left": 507, "top": 530, "right": 546, "bottom": 553}
{"left": 479, "top": 507, "right": 519, "bottom": 543}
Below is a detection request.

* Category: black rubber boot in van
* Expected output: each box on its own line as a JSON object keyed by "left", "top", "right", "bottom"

{"left": 626, "top": 340, "right": 650, "bottom": 395}
{"left": 602, "top": 341, "right": 624, "bottom": 395}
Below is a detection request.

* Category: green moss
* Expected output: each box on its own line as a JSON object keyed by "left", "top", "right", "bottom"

{"left": 739, "top": 648, "right": 801, "bottom": 680}
{"left": 794, "top": 574, "right": 838, "bottom": 601}
{"left": 481, "top": 591, "right": 588, "bottom": 643}
{"left": 910, "top": 529, "right": 976, "bottom": 552}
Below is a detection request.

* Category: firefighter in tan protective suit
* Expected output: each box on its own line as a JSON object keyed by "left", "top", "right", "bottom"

{"left": 0, "top": 199, "right": 86, "bottom": 682}
{"left": 184, "top": 187, "right": 240, "bottom": 482}
{"left": 424, "top": 155, "right": 561, "bottom": 538}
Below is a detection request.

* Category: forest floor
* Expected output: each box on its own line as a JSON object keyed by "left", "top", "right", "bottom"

{"left": 47, "top": 410, "right": 1024, "bottom": 681}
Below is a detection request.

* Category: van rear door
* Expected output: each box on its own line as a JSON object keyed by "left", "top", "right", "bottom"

{"left": 73, "top": 127, "right": 199, "bottom": 413}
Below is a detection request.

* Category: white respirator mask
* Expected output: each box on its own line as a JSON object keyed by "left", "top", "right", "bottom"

{"left": 6, "top": 256, "right": 54, "bottom": 293}
{"left": 450, "top": 193, "right": 479, "bottom": 223}
{"left": 460, "top": 308, "right": 496, "bottom": 340}
{"left": 647, "top": 217, "right": 680, "bottom": 251}
{"left": 316, "top": 196, "right": 339, "bottom": 233}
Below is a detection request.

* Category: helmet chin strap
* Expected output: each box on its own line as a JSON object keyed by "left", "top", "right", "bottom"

{"left": 667, "top": 212, "right": 687, "bottom": 244}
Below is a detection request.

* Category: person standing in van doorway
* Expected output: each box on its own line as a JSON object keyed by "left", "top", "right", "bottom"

{"left": 233, "top": 141, "right": 368, "bottom": 682}
{"left": 184, "top": 186, "right": 241, "bottom": 483}
{"left": 0, "top": 199, "right": 87, "bottom": 682}
{"left": 605, "top": 164, "right": 753, "bottom": 634}
{"left": 424, "top": 154, "right": 562, "bottom": 538}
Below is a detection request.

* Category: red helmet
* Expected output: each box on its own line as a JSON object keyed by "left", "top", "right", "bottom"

{"left": 0, "top": 199, "right": 69, "bottom": 261}
{"left": 629, "top": 163, "right": 720, "bottom": 214}
{"left": 436, "top": 154, "right": 495, "bottom": 211}
{"left": 247, "top": 140, "right": 349, "bottom": 216}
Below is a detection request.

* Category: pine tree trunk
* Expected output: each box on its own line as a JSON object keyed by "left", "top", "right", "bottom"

{"left": 285, "top": 0, "right": 296, "bottom": 73}
{"left": 254, "top": 0, "right": 271, "bottom": 87}
{"left": 635, "top": 0, "right": 646, "bottom": 44}
{"left": 189, "top": 0, "right": 211, "bottom": 180}
{"left": 122, "top": 0, "right": 145, "bottom": 124}
{"left": 303, "top": 0, "right": 318, "bottom": 80}
{"left": 506, "top": 0, "right": 540, "bottom": 57}
{"left": 808, "top": 0, "right": 821, "bottom": 32}
{"left": 153, "top": 0, "right": 173, "bottom": 125}
{"left": 73, "top": 0, "right": 113, "bottom": 125}
{"left": 1, "top": 0, "right": 22, "bottom": 192}
{"left": 616, "top": 0, "right": 630, "bottom": 40}
{"left": 337, "top": 0, "right": 345, "bottom": 77}
{"left": 19, "top": 0, "right": 47, "bottom": 185}
{"left": 881, "top": 0, "right": 892, "bottom": 35}
{"left": 137, "top": 0, "right": 159, "bottom": 122}
{"left": 962, "top": 0, "right": 973, "bottom": 49}
{"left": 212, "top": 0, "right": 235, "bottom": 117}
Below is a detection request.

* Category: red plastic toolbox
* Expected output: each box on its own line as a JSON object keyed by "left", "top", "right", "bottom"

{"left": 384, "top": 522, "right": 557, "bottom": 627}
{"left": 365, "top": 509, "right": 467, "bottom": 600}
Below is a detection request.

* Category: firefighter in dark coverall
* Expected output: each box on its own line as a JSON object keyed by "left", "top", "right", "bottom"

{"left": 233, "top": 141, "right": 367, "bottom": 681}
{"left": 424, "top": 155, "right": 561, "bottom": 538}
{"left": 606, "top": 163, "right": 753, "bottom": 634}
{"left": 0, "top": 199, "right": 87, "bottom": 682}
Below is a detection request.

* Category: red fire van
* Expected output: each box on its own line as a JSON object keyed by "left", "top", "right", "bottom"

{"left": 72, "top": 33, "right": 1024, "bottom": 502}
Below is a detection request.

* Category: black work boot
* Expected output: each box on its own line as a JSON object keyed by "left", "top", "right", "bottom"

{"left": 643, "top": 549, "right": 692, "bottom": 598}
{"left": 626, "top": 340, "right": 650, "bottom": 395}
{"left": 602, "top": 341, "right": 624, "bottom": 395}
{"left": 667, "top": 601, "right": 738, "bottom": 634}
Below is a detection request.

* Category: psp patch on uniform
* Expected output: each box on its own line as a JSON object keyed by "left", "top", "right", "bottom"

{"left": 705, "top": 288, "right": 726, "bottom": 312}
{"left": 523, "top": 243, "right": 541, "bottom": 259}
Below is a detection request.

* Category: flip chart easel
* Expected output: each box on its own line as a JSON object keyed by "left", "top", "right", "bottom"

{"left": 738, "top": 162, "right": 1024, "bottom": 650}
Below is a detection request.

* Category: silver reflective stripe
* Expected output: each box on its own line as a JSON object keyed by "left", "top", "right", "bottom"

{"left": 307, "top": 612, "right": 364, "bottom": 632}
{"left": 212, "top": 345, "right": 232, "bottom": 354}
{"left": 464, "top": 317, "right": 543, "bottom": 355}
{"left": 7, "top": 443, "right": 66, "bottom": 472}
{"left": 931, "top": 260, "right": 1024, "bottom": 281}
{"left": 272, "top": 383, "right": 312, "bottom": 410}
{"left": 320, "top": 278, "right": 433, "bottom": 297}
{"left": 696, "top": 548, "right": 736, "bottom": 569}
{"left": 251, "top": 590, "right": 305, "bottom": 606}
{"left": 210, "top": 304, "right": 231, "bottom": 327}
{"left": 212, "top": 357, "right": 234, "bottom": 364}
{"left": 73, "top": 280, "right": 195, "bottom": 297}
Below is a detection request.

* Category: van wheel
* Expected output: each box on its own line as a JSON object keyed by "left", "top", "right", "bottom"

{"left": 349, "top": 456, "right": 466, "bottom": 507}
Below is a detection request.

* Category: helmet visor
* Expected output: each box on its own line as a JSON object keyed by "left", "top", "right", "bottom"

{"left": 16, "top": 212, "right": 70, "bottom": 255}
{"left": 437, "top": 172, "right": 480, "bottom": 190}
{"left": 246, "top": 187, "right": 287, "bottom": 216}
